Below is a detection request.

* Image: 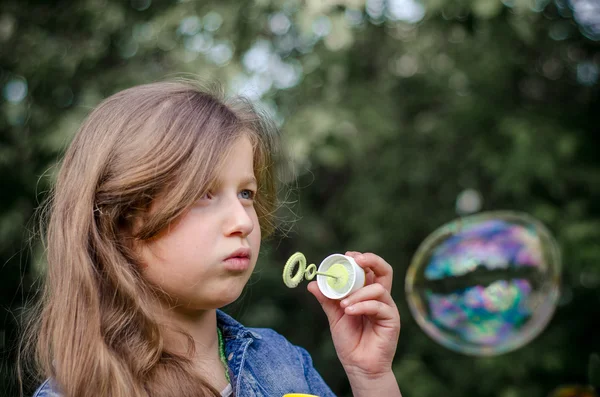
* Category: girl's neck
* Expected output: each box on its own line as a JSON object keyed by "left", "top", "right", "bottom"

{"left": 160, "top": 307, "right": 230, "bottom": 390}
{"left": 160, "top": 307, "right": 219, "bottom": 360}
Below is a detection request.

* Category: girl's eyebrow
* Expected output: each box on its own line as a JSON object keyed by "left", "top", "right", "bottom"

{"left": 211, "top": 175, "right": 256, "bottom": 189}
{"left": 241, "top": 176, "right": 258, "bottom": 186}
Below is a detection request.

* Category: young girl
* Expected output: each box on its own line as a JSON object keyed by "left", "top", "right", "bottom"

{"left": 21, "top": 81, "right": 402, "bottom": 397}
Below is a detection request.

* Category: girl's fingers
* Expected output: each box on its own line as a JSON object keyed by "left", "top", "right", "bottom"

{"left": 307, "top": 281, "right": 329, "bottom": 306}
{"left": 340, "top": 283, "right": 395, "bottom": 309}
{"left": 346, "top": 251, "right": 374, "bottom": 284}
{"left": 365, "top": 268, "right": 376, "bottom": 285}
{"left": 307, "top": 281, "right": 344, "bottom": 325}
{"left": 343, "top": 299, "right": 399, "bottom": 323}
{"left": 346, "top": 251, "right": 393, "bottom": 292}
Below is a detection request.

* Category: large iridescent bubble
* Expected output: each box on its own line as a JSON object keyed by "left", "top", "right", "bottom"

{"left": 405, "top": 211, "right": 561, "bottom": 356}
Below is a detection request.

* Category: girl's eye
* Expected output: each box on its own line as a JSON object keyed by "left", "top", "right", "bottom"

{"left": 239, "top": 189, "right": 255, "bottom": 200}
{"left": 200, "top": 191, "right": 213, "bottom": 200}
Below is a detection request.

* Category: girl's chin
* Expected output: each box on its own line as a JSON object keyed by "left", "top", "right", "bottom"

{"left": 166, "top": 278, "right": 250, "bottom": 311}
{"left": 194, "top": 290, "right": 245, "bottom": 310}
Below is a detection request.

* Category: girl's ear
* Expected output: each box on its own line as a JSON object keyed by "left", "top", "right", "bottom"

{"left": 126, "top": 213, "right": 144, "bottom": 238}
{"left": 121, "top": 197, "right": 155, "bottom": 238}
{"left": 125, "top": 226, "right": 150, "bottom": 271}
{"left": 114, "top": 204, "right": 149, "bottom": 268}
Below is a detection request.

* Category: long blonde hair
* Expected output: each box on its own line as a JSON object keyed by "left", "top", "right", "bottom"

{"left": 19, "top": 81, "right": 280, "bottom": 397}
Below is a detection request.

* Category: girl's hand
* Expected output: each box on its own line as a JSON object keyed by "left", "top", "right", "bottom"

{"left": 307, "top": 251, "right": 401, "bottom": 381}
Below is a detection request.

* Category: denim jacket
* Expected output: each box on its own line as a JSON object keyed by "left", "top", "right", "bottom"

{"left": 33, "top": 310, "right": 337, "bottom": 397}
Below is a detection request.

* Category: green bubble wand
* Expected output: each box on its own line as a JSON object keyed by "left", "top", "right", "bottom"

{"left": 282, "top": 252, "right": 364, "bottom": 299}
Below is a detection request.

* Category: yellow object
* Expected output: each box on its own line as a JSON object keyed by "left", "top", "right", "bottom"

{"left": 326, "top": 263, "right": 349, "bottom": 291}
{"left": 283, "top": 252, "right": 340, "bottom": 288}
{"left": 283, "top": 252, "right": 309, "bottom": 288}
{"left": 283, "top": 394, "right": 320, "bottom": 397}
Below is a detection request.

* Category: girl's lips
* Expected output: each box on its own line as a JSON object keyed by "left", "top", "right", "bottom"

{"left": 226, "top": 248, "right": 251, "bottom": 260}
{"left": 223, "top": 256, "right": 251, "bottom": 271}
{"left": 223, "top": 248, "right": 252, "bottom": 271}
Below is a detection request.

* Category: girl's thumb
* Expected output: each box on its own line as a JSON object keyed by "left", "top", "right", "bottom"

{"left": 307, "top": 281, "right": 341, "bottom": 324}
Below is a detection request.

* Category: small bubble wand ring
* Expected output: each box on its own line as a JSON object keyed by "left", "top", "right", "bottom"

{"left": 283, "top": 252, "right": 338, "bottom": 288}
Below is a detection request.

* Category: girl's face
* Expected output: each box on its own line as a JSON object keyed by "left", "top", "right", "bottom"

{"left": 137, "top": 135, "right": 261, "bottom": 310}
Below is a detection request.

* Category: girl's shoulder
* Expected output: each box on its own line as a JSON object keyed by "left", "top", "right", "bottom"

{"left": 219, "top": 316, "right": 335, "bottom": 397}
{"left": 32, "top": 379, "right": 62, "bottom": 397}
{"left": 218, "top": 310, "right": 317, "bottom": 378}
{"left": 245, "top": 326, "right": 306, "bottom": 357}
{"left": 217, "top": 310, "right": 304, "bottom": 359}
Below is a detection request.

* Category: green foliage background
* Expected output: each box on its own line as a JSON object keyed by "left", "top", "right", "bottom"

{"left": 1, "top": 0, "right": 599, "bottom": 396}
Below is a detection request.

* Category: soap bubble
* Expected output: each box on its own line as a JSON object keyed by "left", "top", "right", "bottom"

{"left": 405, "top": 211, "right": 561, "bottom": 356}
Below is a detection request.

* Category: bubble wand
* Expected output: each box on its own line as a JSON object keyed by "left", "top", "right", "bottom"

{"left": 283, "top": 252, "right": 366, "bottom": 300}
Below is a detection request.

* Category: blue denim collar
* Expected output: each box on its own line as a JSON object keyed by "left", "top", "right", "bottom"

{"left": 216, "top": 309, "right": 263, "bottom": 340}
{"left": 214, "top": 310, "right": 336, "bottom": 397}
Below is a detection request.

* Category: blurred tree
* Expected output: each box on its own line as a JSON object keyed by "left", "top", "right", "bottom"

{"left": 1, "top": 0, "right": 599, "bottom": 396}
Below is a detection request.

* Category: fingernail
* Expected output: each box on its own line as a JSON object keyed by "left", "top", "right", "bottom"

{"left": 346, "top": 306, "right": 355, "bottom": 312}
{"left": 341, "top": 299, "right": 349, "bottom": 307}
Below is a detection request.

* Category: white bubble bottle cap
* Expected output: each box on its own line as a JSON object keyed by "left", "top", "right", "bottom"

{"left": 316, "top": 254, "right": 366, "bottom": 300}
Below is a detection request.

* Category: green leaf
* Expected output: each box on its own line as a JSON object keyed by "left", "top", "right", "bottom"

{"left": 472, "top": 0, "right": 503, "bottom": 19}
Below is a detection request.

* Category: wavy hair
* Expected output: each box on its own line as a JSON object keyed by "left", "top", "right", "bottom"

{"left": 19, "top": 81, "right": 280, "bottom": 397}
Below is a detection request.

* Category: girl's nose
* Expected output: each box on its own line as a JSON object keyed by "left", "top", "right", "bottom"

{"left": 224, "top": 199, "right": 255, "bottom": 237}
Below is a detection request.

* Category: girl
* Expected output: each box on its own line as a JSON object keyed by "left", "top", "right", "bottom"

{"left": 21, "top": 81, "right": 402, "bottom": 397}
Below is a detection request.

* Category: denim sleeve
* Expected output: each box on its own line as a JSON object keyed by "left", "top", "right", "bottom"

{"left": 32, "top": 379, "right": 62, "bottom": 397}
{"left": 297, "top": 346, "right": 338, "bottom": 397}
